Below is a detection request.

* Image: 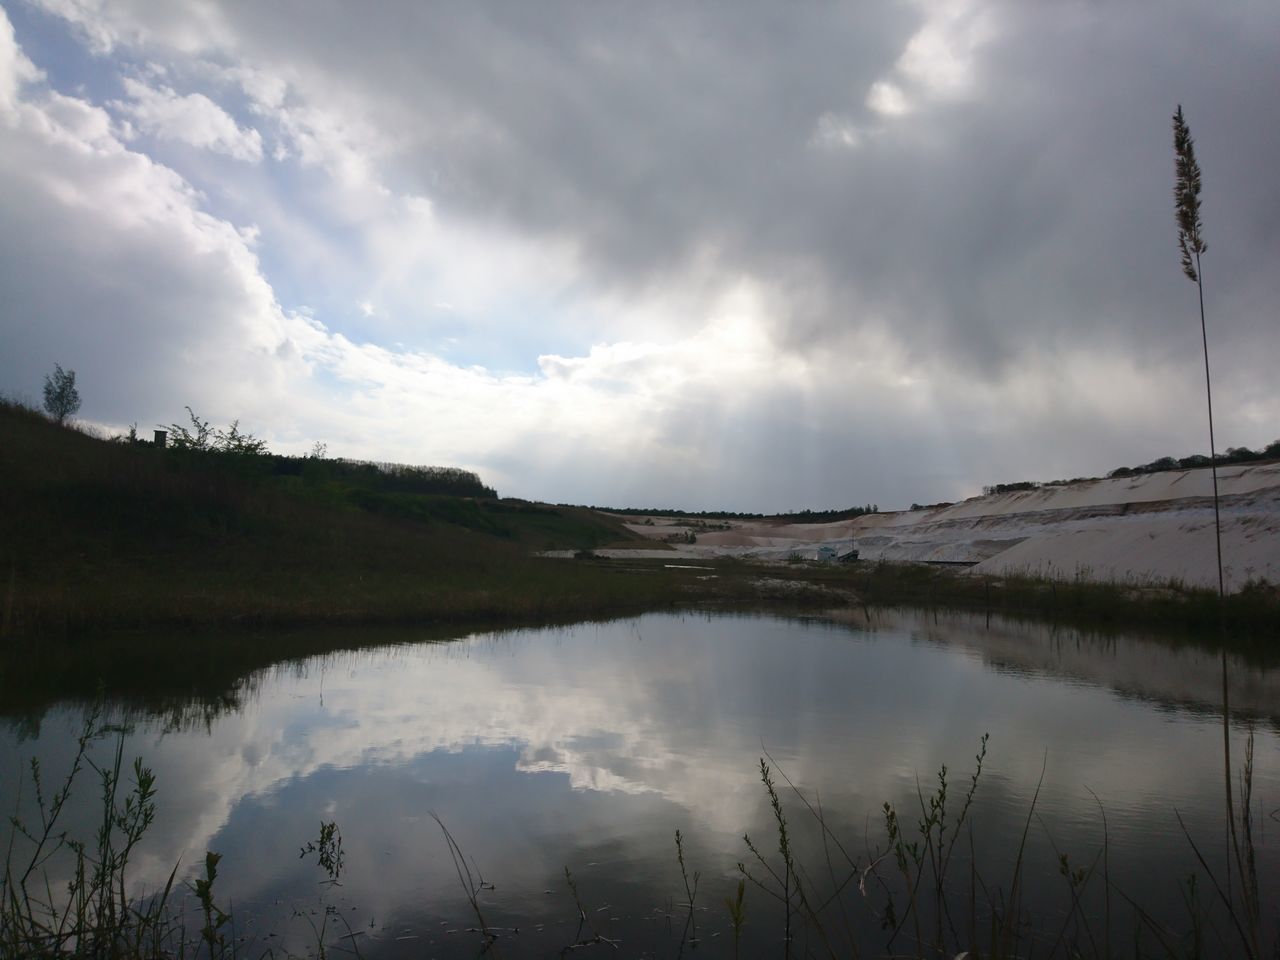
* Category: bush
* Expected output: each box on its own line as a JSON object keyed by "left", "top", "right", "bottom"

{"left": 165, "top": 407, "right": 267, "bottom": 454}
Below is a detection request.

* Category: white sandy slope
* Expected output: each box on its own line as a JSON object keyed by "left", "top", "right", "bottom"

{"left": 600, "top": 462, "right": 1280, "bottom": 593}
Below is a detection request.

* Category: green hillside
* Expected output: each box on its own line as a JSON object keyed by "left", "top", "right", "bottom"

{"left": 0, "top": 400, "right": 668, "bottom": 635}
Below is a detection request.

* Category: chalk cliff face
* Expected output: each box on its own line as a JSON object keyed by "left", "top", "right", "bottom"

{"left": 619, "top": 462, "right": 1280, "bottom": 593}
{"left": 840, "top": 462, "right": 1280, "bottom": 589}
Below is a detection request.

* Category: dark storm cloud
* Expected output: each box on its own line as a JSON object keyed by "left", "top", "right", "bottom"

{"left": 183, "top": 2, "right": 914, "bottom": 269}
{"left": 5, "top": 0, "right": 1278, "bottom": 509}
{"left": 161, "top": 0, "right": 1280, "bottom": 382}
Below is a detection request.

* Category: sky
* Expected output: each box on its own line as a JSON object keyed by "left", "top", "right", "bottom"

{"left": 1, "top": 1, "right": 1277, "bottom": 512}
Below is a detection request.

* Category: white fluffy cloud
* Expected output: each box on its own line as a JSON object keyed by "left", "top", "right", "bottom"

{"left": 866, "top": 80, "right": 911, "bottom": 117}
{"left": 0, "top": 6, "right": 38, "bottom": 107}
{"left": 113, "top": 76, "right": 263, "bottom": 160}
{"left": 895, "top": 0, "right": 994, "bottom": 101}
{"left": 865, "top": 0, "right": 994, "bottom": 116}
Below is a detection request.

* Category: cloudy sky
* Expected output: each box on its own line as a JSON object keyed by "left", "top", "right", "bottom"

{"left": 1, "top": 1, "right": 1277, "bottom": 511}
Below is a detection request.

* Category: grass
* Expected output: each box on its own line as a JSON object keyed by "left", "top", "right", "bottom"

{"left": 1, "top": 707, "right": 360, "bottom": 959}
{"left": 797, "top": 559, "right": 1280, "bottom": 649}
{"left": 2, "top": 707, "right": 183, "bottom": 959}
{"left": 744, "top": 738, "right": 1272, "bottom": 958}
{"left": 0, "top": 398, "right": 701, "bottom": 636}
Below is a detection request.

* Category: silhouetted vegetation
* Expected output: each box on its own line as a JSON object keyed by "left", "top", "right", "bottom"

{"left": 41, "top": 364, "right": 80, "bottom": 425}
{"left": 977, "top": 441, "right": 1279, "bottom": 496}
{"left": 162, "top": 405, "right": 267, "bottom": 454}
{"left": 1107, "top": 442, "right": 1280, "bottom": 478}
{"left": 982, "top": 480, "right": 1039, "bottom": 495}
{"left": 309, "top": 457, "right": 497, "bottom": 498}
{"left": 148, "top": 405, "right": 498, "bottom": 496}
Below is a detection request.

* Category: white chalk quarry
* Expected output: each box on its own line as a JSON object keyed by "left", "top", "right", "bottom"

{"left": 600, "top": 462, "right": 1280, "bottom": 593}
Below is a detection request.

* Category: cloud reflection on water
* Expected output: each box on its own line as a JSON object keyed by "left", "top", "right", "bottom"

{"left": 3, "top": 611, "right": 1277, "bottom": 955}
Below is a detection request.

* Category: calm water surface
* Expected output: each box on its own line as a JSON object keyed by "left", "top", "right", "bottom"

{"left": 3, "top": 610, "right": 1278, "bottom": 957}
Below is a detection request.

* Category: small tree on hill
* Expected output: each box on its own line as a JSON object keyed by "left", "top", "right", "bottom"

{"left": 42, "top": 364, "right": 81, "bottom": 424}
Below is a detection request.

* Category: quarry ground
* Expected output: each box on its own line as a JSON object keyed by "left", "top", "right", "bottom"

{"left": 573, "top": 462, "right": 1280, "bottom": 593}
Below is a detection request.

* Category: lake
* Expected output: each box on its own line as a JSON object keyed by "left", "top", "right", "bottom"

{"left": 3, "top": 609, "right": 1277, "bottom": 957}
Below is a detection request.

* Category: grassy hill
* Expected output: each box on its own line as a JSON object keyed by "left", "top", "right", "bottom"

{"left": 0, "top": 400, "right": 686, "bottom": 635}
{"left": 5, "top": 398, "right": 1276, "bottom": 658}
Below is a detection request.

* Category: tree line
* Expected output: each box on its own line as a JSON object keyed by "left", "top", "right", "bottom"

{"left": 33, "top": 365, "right": 497, "bottom": 500}
{"left": 980, "top": 440, "right": 1280, "bottom": 497}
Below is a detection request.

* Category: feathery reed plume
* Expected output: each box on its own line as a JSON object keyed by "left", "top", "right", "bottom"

{"left": 1172, "top": 105, "right": 1223, "bottom": 598}
{"left": 1174, "top": 106, "right": 1263, "bottom": 956}
{"left": 1173, "top": 107, "right": 1207, "bottom": 283}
